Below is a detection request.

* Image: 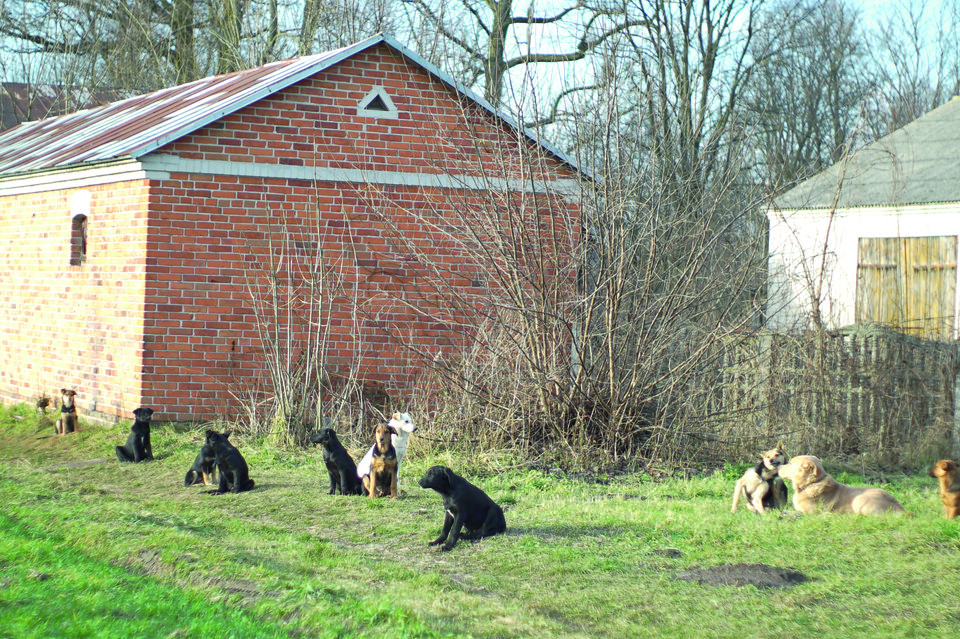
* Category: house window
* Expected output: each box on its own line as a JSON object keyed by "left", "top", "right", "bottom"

{"left": 856, "top": 236, "right": 957, "bottom": 339}
{"left": 70, "top": 215, "right": 87, "bottom": 265}
{"left": 357, "top": 87, "right": 398, "bottom": 119}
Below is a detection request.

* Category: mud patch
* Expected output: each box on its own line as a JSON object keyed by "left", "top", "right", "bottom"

{"left": 677, "top": 563, "right": 809, "bottom": 589}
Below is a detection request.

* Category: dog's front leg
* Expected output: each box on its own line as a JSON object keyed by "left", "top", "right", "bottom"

{"left": 441, "top": 512, "right": 465, "bottom": 551}
{"left": 429, "top": 511, "right": 454, "bottom": 547}
{"left": 339, "top": 469, "right": 354, "bottom": 495}
{"left": 213, "top": 466, "right": 229, "bottom": 495}
{"left": 133, "top": 437, "right": 147, "bottom": 462}
{"left": 750, "top": 482, "right": 770, "bottom": 514}
{"left": 362, "top": 474, "right": 376, "bottom": 498}
{"left": 328, "top": 469, "right": 340, "bottom": 494}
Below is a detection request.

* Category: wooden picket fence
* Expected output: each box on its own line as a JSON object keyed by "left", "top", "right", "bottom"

{"left": 676, "top": 324, "right": 959, "bottom": 467}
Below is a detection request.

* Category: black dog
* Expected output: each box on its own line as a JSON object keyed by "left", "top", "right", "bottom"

{"left": 205, "top": 430, "right": 255, "bottom": 494}
{"left": 309, "top": 428, "right": 363, "bottom": 495}
{"left": 115, "top": 407, "right": 154, "bottom": 463}
{"left": 184, "top": 434, "right": 221, "bottom": 486}
{"left": 418, "top": 465, "right": 506, "bottom": 551}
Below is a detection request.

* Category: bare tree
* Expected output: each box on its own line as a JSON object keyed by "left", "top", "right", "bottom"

{"left": 400, "top": 0, "right": 645, "bottom": 107}
{"left": 0, "top": 0, "right": 396, "bottom": 95}
{"left": 866, "top": 0, "right": 960, "bottom": 136}
{"left": 744, "top": 0, "right": 873, "bottom": 191}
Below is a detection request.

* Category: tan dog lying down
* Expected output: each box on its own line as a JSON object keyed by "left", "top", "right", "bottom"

{"left": 777, "top": 455, "right": 904, "bottom": 515}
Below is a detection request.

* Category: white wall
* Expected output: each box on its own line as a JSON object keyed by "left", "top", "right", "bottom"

{"left": 766, "top": 202, "right": 960, "bottom": 335}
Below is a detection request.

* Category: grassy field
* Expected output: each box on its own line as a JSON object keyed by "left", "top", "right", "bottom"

{"left": 1, "top": 404, "right": 958, "bottom": 638}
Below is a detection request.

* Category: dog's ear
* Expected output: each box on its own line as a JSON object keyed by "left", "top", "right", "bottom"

{"left": 442, "top": 467, "right": 456, "bottom": 485}
{"left": 387, "top": 425, "right": 398, "bottom": 436}
{"left": 223, "top": 431, "right": 232, "bottom": 439}
{"left": 776, "top": 440, "right": 785, "bottom": 451}
{"left": 945, "top": 460, "right": 959, "bottom": 472}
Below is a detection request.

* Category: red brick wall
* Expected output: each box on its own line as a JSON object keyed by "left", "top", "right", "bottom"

{"left": 138, "top": 44, "right": 581, "bottom": 420}
{"left": 0, "top": 43, "right": 581, "bottom": 422}
{"left": 0, "top": 181, "right": 150, "bottom": 421}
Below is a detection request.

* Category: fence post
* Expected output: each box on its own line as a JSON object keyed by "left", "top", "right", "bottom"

{"left": 953, "top": 343, "right": 960, "bottom": 458}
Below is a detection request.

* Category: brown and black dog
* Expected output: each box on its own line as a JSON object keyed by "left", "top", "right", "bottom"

{"left": 928, "top": 460, "right": 960, "bottom": 520}
{"left": 55, "top": 389, "right": 79, "bottom": 435}
{"left": 361, "top": 423, "right": 398, "bottom": 498}
{"left": 731, "top": 441, "right": 788, "bottom": 514}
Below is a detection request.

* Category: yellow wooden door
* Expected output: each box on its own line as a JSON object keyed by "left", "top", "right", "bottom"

{"left": 855, "top": 236, "right": 957, "bottom": 340}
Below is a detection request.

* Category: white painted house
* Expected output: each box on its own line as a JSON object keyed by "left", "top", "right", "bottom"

{"left": 766, "top": 96, "right": 960, "bottom": 340}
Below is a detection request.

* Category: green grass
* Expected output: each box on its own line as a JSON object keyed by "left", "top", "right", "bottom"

{"left": 1, "top": 403, "right": 958, "bottom": 638}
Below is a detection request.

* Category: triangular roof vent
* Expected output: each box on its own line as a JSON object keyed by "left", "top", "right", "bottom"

{"left": 358, "top": 87, "right": 398, "bottom": 119}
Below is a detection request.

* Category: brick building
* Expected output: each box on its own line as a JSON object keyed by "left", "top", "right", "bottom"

{"left": 0, "top": 35, "right": 582, "bottom": 422}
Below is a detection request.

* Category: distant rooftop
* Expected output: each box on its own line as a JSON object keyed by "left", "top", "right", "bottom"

{"left": 0, "top": 83, "right": 118, "bottom": 132}
{"left": 775, "top": 96, "right": 960, "bottom": 210}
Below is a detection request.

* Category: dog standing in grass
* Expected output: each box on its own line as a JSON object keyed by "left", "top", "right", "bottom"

{"left": 361, "top": 423, "right": 398, "bottom": 498}
{"left": 929, "top": 460, "right": 960, "bottom": 519}
{"left": 115, "top": 407, "right": 154, "bottom": 463}
{"left": 55, "top": 389, "right": 79, "bottom": 435}
{"left": 731, "top": 441, "right": 788, "bottom": 514}
{"left": 357, "top": 412, "right": 416, "bottom": 492}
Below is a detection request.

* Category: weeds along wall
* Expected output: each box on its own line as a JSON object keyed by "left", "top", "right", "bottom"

{"left": 0, "top": 42, "right": 582, "bottom": 424}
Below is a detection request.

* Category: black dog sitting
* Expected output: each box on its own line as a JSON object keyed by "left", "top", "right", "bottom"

{"left": 115, "top": 407, "right": 154, "bottom": 463}
{"left": 205, "top": 430, "right": 255, "bottom": 494}
{"left": 418, "top": 465, "right": 506, "bottom": 551}
{"left": 309, "top": 428, "right": 363, "bottom": 495}
{"left": 184, "top": 434, "right": 221, "bottom": 486}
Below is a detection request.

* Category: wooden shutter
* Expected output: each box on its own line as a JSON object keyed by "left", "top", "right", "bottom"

{"left": 856, "top": 236, "right": 957, "bottom": 340}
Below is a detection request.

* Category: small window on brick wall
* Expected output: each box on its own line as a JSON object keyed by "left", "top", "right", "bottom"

{"left": 70, "top": 214, "right": 87, "bottom": 265}
{"left": 69, "top": 189, "right": 91, "bottom": 266}
{"left": 357, "top": 87, "right": 398, "bottom": 119}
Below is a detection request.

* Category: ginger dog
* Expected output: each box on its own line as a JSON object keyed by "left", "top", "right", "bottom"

{"left": 778, "top": 455, "right": 904, "bottom": 515}
{"left": 928, "top": 460, "right": 960, "bottom": 520}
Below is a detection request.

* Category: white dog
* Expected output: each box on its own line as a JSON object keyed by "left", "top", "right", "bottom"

{"left": 357, "top": 412, "right": 417, "bottom": 490}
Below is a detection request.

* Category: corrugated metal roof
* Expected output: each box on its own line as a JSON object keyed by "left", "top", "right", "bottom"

{"left": 775, "top": 96, "right": 960, "bottom": 210}
{"left": 0, "top": 34, "right": 585, "bottom": 180}
{"left": 0, "top": 42, "right": 356, "bottom": 175}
